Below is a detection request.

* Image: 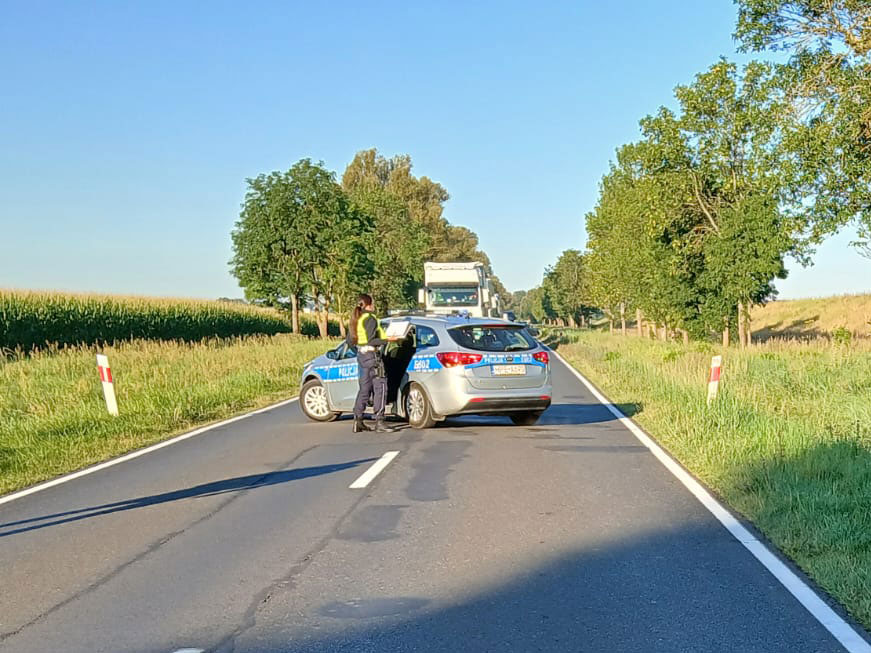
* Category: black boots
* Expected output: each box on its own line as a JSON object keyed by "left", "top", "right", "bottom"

{"left": 374, "top": 419, "right": 395, "bottom": 433}
{"left": 353, "top": 419, "right": 372, "bottom": 433}
{"left": 353, "top": 418, "right": 394, "bottom": 433}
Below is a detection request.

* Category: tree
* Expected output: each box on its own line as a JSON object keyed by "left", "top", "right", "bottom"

{"left": 628, "top": 61, "right": 808, "bottom": 345}
{"left": 284, "top": 160, "right": 369, "bottom": 337}
{"left": 544, "top": 250, "right": 594, "bottom": 327}
{"left": 231, "top": 168, "right": 315, "bottom": 333}
{"left": 343, "top": 148, "right": 510, "bottom": 311}
{"left": 672, "top": 60, "right": 806, "bottom": 344}
{"left": 581, "top": 60, "right": 809, "bottom": 345}
{"left": 735, "top": 0, "right": 871, "bottom": 254}
{"left": 347, "top": 185, "right": 428, "bottom": 312}
{"left": 231, "top": 160, "right": 363, "bottom": 335}
{"left": 520, "top": 285, "right": 552, "bottom": 324}
{"left": 585, "top": 140, "right": 703, "bottom": 339}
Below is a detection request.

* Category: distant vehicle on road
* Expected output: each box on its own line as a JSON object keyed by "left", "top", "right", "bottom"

{"left": 417, "top": 261, "right": 501, "bottom": 318}
{"left": 299, "top": 315, "right": 551, "bottom": 428}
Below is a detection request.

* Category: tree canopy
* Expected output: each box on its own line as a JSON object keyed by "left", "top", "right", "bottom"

{"left": 527, "top": 4, "right": 870, "bottom": 342}
{"left": 232, "top": 151, "right": 507, "bottom": 331}
{"left": 735, "top": 0, "right": 871, "bottom": 253}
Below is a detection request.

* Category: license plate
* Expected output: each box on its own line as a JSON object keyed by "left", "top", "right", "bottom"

{"left": 492, "top": 364, "right": 525, "bottom": 376}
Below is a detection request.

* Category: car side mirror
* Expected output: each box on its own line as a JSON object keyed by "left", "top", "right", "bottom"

{"left": 326, "top": 350, "right": 338, "bottom": 360}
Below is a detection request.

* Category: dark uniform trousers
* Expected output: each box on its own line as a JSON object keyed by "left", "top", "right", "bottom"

{"left": 354, "top": 351, "right": 387, "bottom": 420}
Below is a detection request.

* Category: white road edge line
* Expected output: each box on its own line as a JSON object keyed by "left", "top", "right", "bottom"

{"left": 550, "top": 348, "right": 871, "bottom": 653}
{"left": 171, "top": 649, "right": 204, "bottom": 653}
{"left": 0, "top": 396, "right": 300, "bottom": 508}
{"left": 349, "top": 451, "right": 399, "bottom": 489}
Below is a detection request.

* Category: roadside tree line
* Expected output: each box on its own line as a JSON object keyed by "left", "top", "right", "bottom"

{"left": 231, "top": 149, "right": 509, "bottom": 337}
{"left": 523, "top": 1, "right": 870, "bottom": 345}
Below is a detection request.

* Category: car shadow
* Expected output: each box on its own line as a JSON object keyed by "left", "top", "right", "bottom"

{"left": 0, "top": 458, "right": 377, "bottom": 538}
{"left": 440, "top": 402, "right": 641, "bottom": 428}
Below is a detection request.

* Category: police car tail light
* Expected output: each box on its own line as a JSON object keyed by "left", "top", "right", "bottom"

{"left": 533, "top": 351, "right": 549, "bottom": 365}
{"left": 436, "top": 352, "right": 483, "bottom": 367}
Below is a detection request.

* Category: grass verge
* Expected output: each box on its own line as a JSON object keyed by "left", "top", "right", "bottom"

{"left": 0, "top": 335, "right": 336, "bottom": 496}
{"left": 559, "top": 332, "right": 871, "bottom": 630}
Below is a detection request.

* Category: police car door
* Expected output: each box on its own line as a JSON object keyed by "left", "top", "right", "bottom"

{"left": 327, "top": 343, "right": 360, "bottom": 411}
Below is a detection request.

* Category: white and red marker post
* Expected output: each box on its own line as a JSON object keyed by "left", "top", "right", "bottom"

{"left": 707, "top": 355, "right": 722, "bottom": 404}
{"left": 96, "top": 354, "right": 119, "bottom": 416}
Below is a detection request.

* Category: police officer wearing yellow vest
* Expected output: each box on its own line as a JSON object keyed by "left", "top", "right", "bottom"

{"left": 349, "top": 293, "right": 397, "bottom": 433}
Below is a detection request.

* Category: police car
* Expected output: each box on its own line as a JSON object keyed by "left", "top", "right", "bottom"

{"left": 299, "top": 315, "right": 552, "bottom": 428}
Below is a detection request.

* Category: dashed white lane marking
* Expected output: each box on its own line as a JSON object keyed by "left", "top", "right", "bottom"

{"left": 550, "top": 349, "right": 871, "bottom": 653}
{"left": 349, "top": 451, "right": 400, "bottom": 489}
{"left": 0, "top": 396, "right": 300, "bottom": 507}
{"left": 172, "top": 649, "right": 204, "bottom": 653}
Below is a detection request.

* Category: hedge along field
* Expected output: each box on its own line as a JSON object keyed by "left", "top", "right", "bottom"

{"left": 0, "top": 290, "right": 339, "bottom": 352}
{"left": 559, "top": 332, "right": 871, "bottom": 630}
{"left": 0, "top": 334, "right": 337, "bottom": 495}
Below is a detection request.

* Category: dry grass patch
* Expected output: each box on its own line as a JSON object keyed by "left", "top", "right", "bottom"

{"left": 751, "top": 293, "right": 871, "bottom": 341}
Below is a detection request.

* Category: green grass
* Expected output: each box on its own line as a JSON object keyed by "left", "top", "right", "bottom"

{"left": 0, "top": 335, "right": 337, "bottom": 495}
{"left": 560, "top": 332, "right": 871, "bottom": 629}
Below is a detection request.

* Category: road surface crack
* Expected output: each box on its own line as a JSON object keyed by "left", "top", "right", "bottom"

{"left": 212, "top": 471, "right": 388, "bottom": 652}
{"left": 0, "top": 444, "right": 319, "bottom": 644}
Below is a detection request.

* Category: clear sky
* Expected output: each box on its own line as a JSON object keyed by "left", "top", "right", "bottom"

{"left": 2, "top": 1, "right": 868, "bottom": 299}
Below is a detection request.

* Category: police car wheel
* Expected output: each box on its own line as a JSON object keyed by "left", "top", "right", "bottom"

{"left": 509, "top": 411, "right": 543, "bottom": 426}
{"left": 406, "top": 383, "right": 436, "bottom": 429}
{"left": 300, "top": 379, "right": 339, "bottom": 422}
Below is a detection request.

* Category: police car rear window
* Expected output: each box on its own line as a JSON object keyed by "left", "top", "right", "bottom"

{"left": 448, "top": 325, "right": 536, "bottom": 352}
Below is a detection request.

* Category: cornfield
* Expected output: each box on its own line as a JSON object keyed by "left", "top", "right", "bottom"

{"left": 0, "top": 290, "right": 301, "bottom": 352}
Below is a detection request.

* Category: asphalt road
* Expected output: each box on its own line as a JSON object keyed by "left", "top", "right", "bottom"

{"left": 0, "top": 356, "right": 865, "bottom": 652}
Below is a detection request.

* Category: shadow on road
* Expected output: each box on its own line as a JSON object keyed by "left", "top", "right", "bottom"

{"left": 0, "top": 458, "right": 376, "bottom": 538}
{"left": 217, "top": 521, "right": 855, "bottom": 653}
{"left": 441, "top": 402, "right": 641, "bottom": 428}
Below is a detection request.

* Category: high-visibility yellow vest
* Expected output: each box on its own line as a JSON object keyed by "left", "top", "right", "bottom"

{"left": 357, "top": 312, "right": 385, "bottom": 345}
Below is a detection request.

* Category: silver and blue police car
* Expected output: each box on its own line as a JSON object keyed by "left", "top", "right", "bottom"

{"left": 299, "top": 315, "right": 552, "bottom": 428}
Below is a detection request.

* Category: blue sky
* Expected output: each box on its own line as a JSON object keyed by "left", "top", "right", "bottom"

{"left": 1, "top": 1, "right": 868, "bottom": 299}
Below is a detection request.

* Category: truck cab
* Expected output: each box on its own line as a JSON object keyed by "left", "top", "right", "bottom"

{"left": 418, "top": 261, "right": 501, "bottom": 318}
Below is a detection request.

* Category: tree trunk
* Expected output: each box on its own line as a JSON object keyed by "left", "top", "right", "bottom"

{"left": 609, "top": 318, "right": 614, "bottom": 334}
{"left": 658, "top": 324, "right": 667, "bottom": 341}
{"left": 568, "top": 315, "right": 576, "bottom": 328}
{"left": 737, "top": 301, "right": 746, "bottom": 349}
{"left": 680, "top": 329, "right": 689, "bottom": 345}
{"left": 722, "top": 324, "right": 730, "bottom": 348}
{"left": 636, "top": 308, "right": 643, "bottom": 337}
{"left": 620, "top": 302, "right": 627, "bottom": 335}
{"left": 316, "top": 301, "right": 329, "bottom": 339}
{"left": 336, "top": 297, "right": 346, "bottom": 339}
{"left": 580, "top": 315, "right": 586, "bottom": 328}
{"left": 290, "top": 294, "right": 300, "bottom": 334}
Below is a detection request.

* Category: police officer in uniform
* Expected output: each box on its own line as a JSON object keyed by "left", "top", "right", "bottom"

{"left": 349, "top": 293, "right": 396, "bottom": 433}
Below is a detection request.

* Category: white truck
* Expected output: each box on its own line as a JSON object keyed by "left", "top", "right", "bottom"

{"left": 417, "top": 261, "right": 501, "bottom": 318}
